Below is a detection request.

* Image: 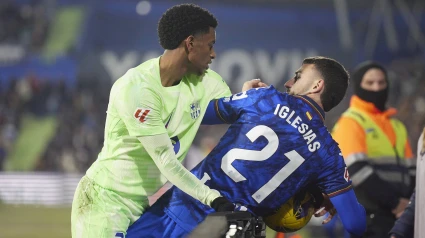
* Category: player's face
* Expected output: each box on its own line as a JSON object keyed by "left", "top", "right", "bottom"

{"left": 361, "top": 68, "right": 387, "bottom": 92}
{"left": 187, "top": 27, "right": 216, "bottom": 75}
{"left": 284, "top": 64, "right": 319, "bottom": 96}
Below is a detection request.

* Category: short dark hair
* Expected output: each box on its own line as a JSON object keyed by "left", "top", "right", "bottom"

{"left": 158, "top": 4, "right": 218, "bottom": 50}
{"left": 303, "top": 57, "right": 349, "bottom": 112}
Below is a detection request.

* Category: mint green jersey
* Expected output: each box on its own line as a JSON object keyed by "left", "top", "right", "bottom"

{"left": 86, "top": 57, "right": 231, "bottom": 203}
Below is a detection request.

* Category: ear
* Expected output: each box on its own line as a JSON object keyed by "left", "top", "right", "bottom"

{"left": 311, "top": 79, "right": 324, "bottom": 93}
{"left": 184, "top": 35, "right": 195, "bottom": 52}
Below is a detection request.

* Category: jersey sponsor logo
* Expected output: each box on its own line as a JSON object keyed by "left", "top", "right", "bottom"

{"left": 344, "top": 167, "right": 350, "bottom": 182}
{"left": 190, "top": 102, "right": 201, "bottom": 119}
{"left": 134, "top": 108, "right": 150, "bottom": 123}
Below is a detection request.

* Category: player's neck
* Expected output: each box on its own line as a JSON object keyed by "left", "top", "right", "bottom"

{"left": 304, "top": 94, "right": 324, "bottom": 111}
{"left": 159, "top": 50, "right": 188, "bottom": 87}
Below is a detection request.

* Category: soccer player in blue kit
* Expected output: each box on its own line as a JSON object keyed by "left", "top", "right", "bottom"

{"left": 126, "top": 57, "right": 367, "bottom": 237}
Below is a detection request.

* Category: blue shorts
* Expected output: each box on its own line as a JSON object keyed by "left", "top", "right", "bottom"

{"left": 126, "top": 203, "right": 191, "bottom": 238}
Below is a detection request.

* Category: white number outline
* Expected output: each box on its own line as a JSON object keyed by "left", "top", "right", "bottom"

{"left": 220, "top": 125, "right": 305, "bottom": 203}
{"left": 232, "top": 91, "right": 248, "bottom": 101}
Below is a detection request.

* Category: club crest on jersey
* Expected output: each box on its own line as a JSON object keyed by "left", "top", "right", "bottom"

{"left": 190, "top": 102, "right": 201, "bottom": 119}
{"left": 134, "top": 108, "right": 150, "bottom": 123}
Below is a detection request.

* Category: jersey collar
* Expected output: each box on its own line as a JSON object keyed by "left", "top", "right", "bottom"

{"left": 296, "top": 95, "right": 326, "bottom": 122}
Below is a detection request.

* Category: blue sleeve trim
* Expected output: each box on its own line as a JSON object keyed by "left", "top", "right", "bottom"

{"left": 201, "top": 100, "right": 227, "bottom": 125}
{"left": 214, "top": 99, "right": 230, "bottom": 123}
{"left": 327, "top": 184, "right": 352, "bottom": 198}
{"left": 330, "top": 189, "right": 366, "bottom": 237}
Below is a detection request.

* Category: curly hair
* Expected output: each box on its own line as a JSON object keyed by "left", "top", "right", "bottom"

{"left": 303, "top": 57, "right": 349, "bottom": 112}
{"left": 158, "top": 4, "right": 218, "bottom": 50}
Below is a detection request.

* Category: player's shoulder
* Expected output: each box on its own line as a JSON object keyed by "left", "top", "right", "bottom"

{"left": 197, "top": 69, "right": 231, "bottom": 97}
{"left": 113, "top": 57, "right": 161, "bottom": 89}
{"left": 224, "top": 85, "right": 279, "bottom": 104}
{"left": 246, "top": 85, "right": 279, "bottom": 96}
{"left": 316, "top": 129, "right": 343, "bottom": 157}
{"left": 272, "top": 92, "right": 310, "bottom": 113}
{"left": 204, "top": 68, "right": 224, "bottom": 81}
{"left": 200, "top": 69, "right": 228, "bottom": 87}
{"left": 270, "top": 91, "right": 303, "bottom": 105}
{"left": 288, "top": 94, "right": 311, "bottom": 106}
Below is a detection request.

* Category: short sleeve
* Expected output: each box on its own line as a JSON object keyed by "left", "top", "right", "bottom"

{"left": 316, "top": 152, "right": 353, "bottom": 197}
{"left": 114, "top": 82, "right": 167, "bottom": 137}
{"left": 215, "top": 88, "right": 265, "bottom": 124}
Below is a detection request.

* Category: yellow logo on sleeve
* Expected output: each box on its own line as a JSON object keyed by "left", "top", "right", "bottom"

{"left": 306, "top": 111, "right": 312, "bottom": 120}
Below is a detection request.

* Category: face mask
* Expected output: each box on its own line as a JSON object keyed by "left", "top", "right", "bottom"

{"left": 352, "top": 62, "right": 389, "bottom": 112}
{"left": 355, "top": 87, "right": 388, "bottom": 111}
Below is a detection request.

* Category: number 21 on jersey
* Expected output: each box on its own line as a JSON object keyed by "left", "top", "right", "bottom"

{"left": 202, "top": 125, "right": 306, "bottom": 203}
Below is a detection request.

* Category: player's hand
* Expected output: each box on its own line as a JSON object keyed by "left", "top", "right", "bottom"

{"left": 391, "top": 198, "right": 409, "bottom": 218}
{"left": 211, "top": 197, "right": 235, "bottom": 212}
{"left": 320, "top": 207, "right": 337, "bottom": 225}
{"left": 241, "top": 79, "right": 268, "bottom": 91}
{"left": 313, "top": 194, "right": 336, "bottom": 224}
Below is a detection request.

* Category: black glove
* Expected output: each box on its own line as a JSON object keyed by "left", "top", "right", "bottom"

{"left": 211, "top": 197, "right": 235, "bottom": 212}
{"left": 307, "top": 185, "right": 324, "bottom": 209}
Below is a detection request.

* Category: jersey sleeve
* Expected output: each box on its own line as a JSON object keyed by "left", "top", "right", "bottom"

{"left": 201, "top": 100, "right": 226, "bottom": 125}
{"left": 205, "top": 70, "right": 232, "bottom": 99}
{"left": 114, "top": 81, "right": 167, "bottom": 137}
{"left": 214, "top": 88, "right": 265, "bottom": 124}
{"left": 330, "top": 189, "right": 366, "bottom": 236}
{"left": 316, "top": 152, "right": 352, "bottom": 197}
{"left": 138, "top": 133, "right": 221, "bottom": 207}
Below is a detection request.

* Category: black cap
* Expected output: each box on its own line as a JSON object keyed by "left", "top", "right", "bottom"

{"left": 352, "top": 61, "right": 389, "bottom": 111}
{"left": 352, "top": 61, "right": 388, "bottom": 94}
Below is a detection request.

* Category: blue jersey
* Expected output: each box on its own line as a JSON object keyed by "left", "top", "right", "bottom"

{"left": 149, "top": 86, "right": 351, "bottom": 231}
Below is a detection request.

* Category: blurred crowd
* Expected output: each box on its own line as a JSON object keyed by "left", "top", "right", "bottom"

{"left": 0, "top": 58, "right": 423, "bottom": 173}
{"left": 0, "top": 0, "right": 51, "bottom": 54}
{"left": 36, "top": 79, "right": 109, "bottom": 173}
{"left": 0, "top": 1, "right": 424, "bottom": 174}
{"left": 388, "top": 57, "right": 425, "bottom": 147}
{"left": 0, "top": 75, "right": 66, "bottom": 170}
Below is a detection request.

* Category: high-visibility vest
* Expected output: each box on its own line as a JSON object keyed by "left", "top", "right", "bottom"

{"left": 334, "top": 107, "right": 413, "bottom": 212}
{"left": 341, "top": 107, "right": 407, "bottom": 160}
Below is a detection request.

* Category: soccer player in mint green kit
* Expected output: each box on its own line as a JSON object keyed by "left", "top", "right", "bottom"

{"left": 70, "top": 4, "right": 265, "bottom": 238}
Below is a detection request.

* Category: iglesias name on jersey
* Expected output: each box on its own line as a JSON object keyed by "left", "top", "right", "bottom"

{"left": 157, "top": 86, "right": 352, "bottom": 231}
